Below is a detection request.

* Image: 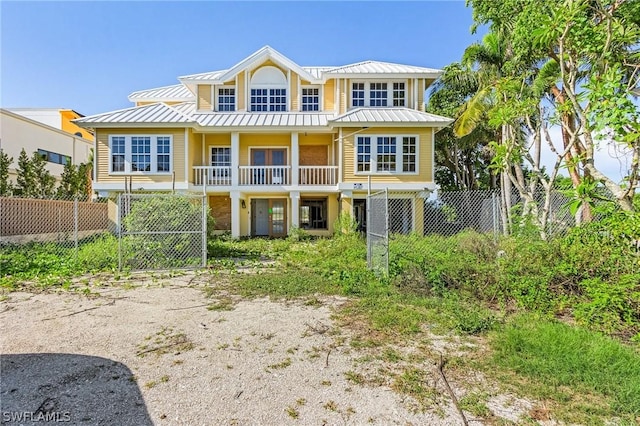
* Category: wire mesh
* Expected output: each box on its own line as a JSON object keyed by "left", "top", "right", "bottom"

{"left": 366, "top": 189, "right": 389, "bottom": 275}
{"left": 366, "top": 187, "right": 578, "bottom": 275}
{"left": 0, "top": 195, "right": 111, "bottom": 259}
{"left": 117, "top": 193, "right": 207, "bottom": 271}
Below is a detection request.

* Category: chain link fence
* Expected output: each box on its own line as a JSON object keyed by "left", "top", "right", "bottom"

{"left": 0, "top": 196, "right": 111, "bottom": 257}
{"left": 367, "top": 187, "right": 576, "bottom": 275}
{"left": 117, "top": 193, "right": 207, "bottom": 271}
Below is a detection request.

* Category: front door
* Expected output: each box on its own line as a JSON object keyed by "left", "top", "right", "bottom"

{"left": 251, "top": 199, "right": 287, "bottom": 237}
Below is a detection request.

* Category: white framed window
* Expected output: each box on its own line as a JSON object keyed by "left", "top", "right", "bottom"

{"left": 218, "top": 87, "right": 235, "bottom": 111}
{"left": 370, "top": 83, "right": 388, "bottom": 106}
{"left": 111, "top": 136, "right": 125, "bottom": 172}
{"left": 356, "top": 136, "right": 371, "bottom": 172}
{"left": 355, "top": 134, "right": 418, "bottom": 175}
{"left": 402, "top": 136, "right": 416, "bottom": 172}
{"left": 108, "top": 135, "right": 173, "bottom": 174}
{"left": 352, "top": 83, "right": 365, "bottom": 107}
{"left": 302, "top": 87, "right": 320, "bottom": 111}
{"left": 351, "top": 81, "right": 407, "bottom": 108}
{"left": 393, "top": 83, "right": 406, "bottom": 106}
{"left": 249, "top": 66, "right": 288, "bottom": 112}
{"left": 376, "top": 136, "right": 396, "bottom": 172}
{"left": 250, "top": 88, "right": 287, "bottom": 111}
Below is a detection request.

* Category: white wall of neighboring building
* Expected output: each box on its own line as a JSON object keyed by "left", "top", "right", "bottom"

{"left": 0, "top": 109, "right": 93, "bottom": 180}
{"left": 7, "top": 108, "right": 62, "bottom": 129}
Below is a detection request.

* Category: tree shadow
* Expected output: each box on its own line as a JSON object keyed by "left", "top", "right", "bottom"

{"left": 1, "top": 353, "right": 152, "bottom": 425}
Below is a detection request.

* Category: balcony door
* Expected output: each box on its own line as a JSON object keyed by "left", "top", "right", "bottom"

{"left": 251, "top": 149, "right": 286, "bottom": 184}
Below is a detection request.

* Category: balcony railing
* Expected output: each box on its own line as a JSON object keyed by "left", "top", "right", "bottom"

{"left": 239, "top": 166, "right": 291, "bottom": 186}
{"left": 299, "top": 166, "right": 338, "bottom": 185}
{"left": 193, "top": 165, "right": 338, "bottom": 186}
{"left": 193, "top": 166, "right": 232, "bottom": 186}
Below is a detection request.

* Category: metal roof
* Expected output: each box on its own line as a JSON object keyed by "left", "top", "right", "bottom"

{"left": 74, "top": 103, "right": 194, "bottom": 125}
{"left": 178, "top": 69, "right": 227, "bottom": 81}
{"left": 325, "top": 61, "right": 441, "bottom": 76}
{"left": 193, "top": 112, "right": 333, "bottom": 128}
{"left": 302, "top": 66, "right": 334, "bottom": 80}
{"left": 128, "top": 84, "right": 194, "bottom": 101}
{"left": 330, "top": 108, "right": 453, "bottom": 126}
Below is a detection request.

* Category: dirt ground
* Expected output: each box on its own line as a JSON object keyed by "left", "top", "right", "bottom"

{"left": 0, "top": 272, "right": 533, "bottom": 425}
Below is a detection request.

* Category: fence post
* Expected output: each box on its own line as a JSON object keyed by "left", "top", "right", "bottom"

{"left": 74, "top": 197, "right": 79, "bottom": 258}
{"left": 117, "top": 193, "right": 122, "bottom": 271}
{"left": 202, "top": 195, "right": 207, "bottom": 268}
{"left": 366, "top": 193, "right": 371, "bottom": 268}
{"left": 384, "top": 188, "right": 389, "bottom": 275}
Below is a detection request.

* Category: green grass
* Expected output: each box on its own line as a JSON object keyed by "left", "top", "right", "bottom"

{"left": 489, "top": 314, "right": 640, "bottom": 422}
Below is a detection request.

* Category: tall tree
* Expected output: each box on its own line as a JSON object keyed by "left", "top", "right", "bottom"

{"left": 0, "top": 149, "right": 13, "bottom": 196}
{"left": 14, "top": 149, "right": 55, "bottom": 199}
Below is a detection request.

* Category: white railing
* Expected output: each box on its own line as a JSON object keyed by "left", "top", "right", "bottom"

{"left": 193, "top": 166, "right": 232, "bottom": 186}
{"left": 299, "top": 166, "right": 338, "bottom": 186}
{"left": 239, "top": 165, "right": 291, "bottom": 186}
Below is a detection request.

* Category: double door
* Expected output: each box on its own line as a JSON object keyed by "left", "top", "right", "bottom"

{"left": 251, "top": 199, "right": 287, "bottom": 237}
{"left": 251, "top": 149, "right": 287, "bottom": 185}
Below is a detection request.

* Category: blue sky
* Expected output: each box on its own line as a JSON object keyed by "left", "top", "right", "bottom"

{"left": 1, "top": 1, "right": 484, "bottom": 116}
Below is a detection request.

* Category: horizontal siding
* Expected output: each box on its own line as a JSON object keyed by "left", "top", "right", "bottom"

{"left": 197, "top": 85, "right": 212, "bottom": 110}
{"left": 96, "top": 127, "right": 186, "bottom": 183}
{"left": 341, "top": 127, "right": 432, "bottom": 183}
{"left": 188, "top": 129, "right": 202, "bottom": 175}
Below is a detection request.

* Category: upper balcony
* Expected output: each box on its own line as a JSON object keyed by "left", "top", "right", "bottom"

{"left": 193, "top": 165, "right": 338, "bottom": 187}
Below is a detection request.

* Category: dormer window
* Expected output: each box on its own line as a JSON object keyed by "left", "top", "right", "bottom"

{"left": 352, "top": 81, "right": 406, "bottom": 108}
{"left": 301, "top": 87, "right": 320, "bottom": 111}
{"left": 250, "top": 66, "right": 287, "bottom": 112}
{"left": 218, "top": 88, "right": 235, "bottom": 111}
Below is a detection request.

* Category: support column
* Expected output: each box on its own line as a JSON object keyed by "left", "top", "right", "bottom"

{"left": 413, "top": 196, "right": 425, "bottom": 236}
{"left": 290, "top": 191, "right": 300, "bottom": 234}
{"left": 231, "top": 190, "right": 241, "bottom": 238}
{"left": 291, "top": 132, "right": 299, "bottom": 186}
{"left": 231, "top": 132, "right": 239, "bottom": 187}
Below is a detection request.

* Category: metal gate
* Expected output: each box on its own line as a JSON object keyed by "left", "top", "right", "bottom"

{"left": 366, "top": 189, "right": 389, "bottom": 276}
{"left": 117, "top": 193, "right": 207, "bottom": 271}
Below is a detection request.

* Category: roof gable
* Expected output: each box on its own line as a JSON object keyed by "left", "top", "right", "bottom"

{"left": 179, "top": 46, "right": 321, "bottom": 84}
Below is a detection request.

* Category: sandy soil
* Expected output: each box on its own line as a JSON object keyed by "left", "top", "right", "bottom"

{"left": 0, "top": 272, "right": 533, "bottom": 425}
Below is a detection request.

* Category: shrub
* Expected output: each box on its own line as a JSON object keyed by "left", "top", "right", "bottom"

{"left": 333, "top": 212, "right": 358, "bottom": 237}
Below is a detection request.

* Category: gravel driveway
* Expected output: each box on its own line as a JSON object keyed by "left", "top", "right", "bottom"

{"left": 0, "top": 272, "right": 531, "bottom": 425}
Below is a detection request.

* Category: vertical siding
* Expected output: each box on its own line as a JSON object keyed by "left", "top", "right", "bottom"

{"left": 417, "top": 80, "right": 425, "bottom": 111}
{"left": 197, "top": 85, "right": 212, "bottom": 110}
{"left": 237, "top": 73, "right": 246, "bottom": 111}
{"left": 341, "top": 127, "right": 433, "bottom": 183}
{"left": 323, "top": 79, "right": 335, "bottom": 112}
{"left": 95, "top": 128, "right": 186, "bottom": 183}
{"left": 290, "top": 71, "right": 299, "bottom": 112}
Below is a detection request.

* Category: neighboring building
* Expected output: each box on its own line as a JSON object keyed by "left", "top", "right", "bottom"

{"left": 8, "top": 108, "right": 93, "bottom": 140}
{"left": 0, "top": 108, "right": 94, "bottom": 181}
{"left": 75, "top": 46, "right": 452, "bottom": 237}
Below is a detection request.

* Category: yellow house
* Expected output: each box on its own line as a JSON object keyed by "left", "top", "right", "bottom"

{"left": 75, "top": 46, "right": 452, "bottom": 237}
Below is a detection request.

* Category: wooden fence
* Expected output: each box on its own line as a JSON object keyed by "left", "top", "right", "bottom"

{"left": 0, "top": 197, "right": 109, "bottom": 238}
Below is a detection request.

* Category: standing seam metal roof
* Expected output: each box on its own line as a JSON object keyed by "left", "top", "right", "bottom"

{"left": 74, "top": 103, "right": 194, "bottom": 124}
{"left": 330, "top": 108, "right": 453, "bottom": 124}
{"left": 128, "top": 84, "right": 194, "bottom": 100}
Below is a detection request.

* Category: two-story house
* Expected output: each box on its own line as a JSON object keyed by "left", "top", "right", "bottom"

{"left": 75, "top": 46, "right": 452, "bottom": 237}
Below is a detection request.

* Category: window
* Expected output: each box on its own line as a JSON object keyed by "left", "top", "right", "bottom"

{"left": 356, "top": 137, "right": 371, "bottom": 172}
{"left": 402, "top": 137, "right": 416, "bottom": 172}
{"left": 376, "top": 137, "right": 396, "bottom": 172}
{"left": 351, "top": 81, "right": 407, "bottom": 107}
{"left": 110, "top": 138, "right": 125, "bottom": 172}
{"left": 302, "top": 87, "right": 319, "bottom": 111}
{"left": 211, "top": 147, "right": 231, "bottom": 168}
{"left": 352, "top": 83, "right": 365, "bottom": 107}
{"left": 108, "top": 135, "right": 172, "bottom": 174}
{"left": 300, "top": 198, "right": 328, "bottom": 230}
{"left": 218, "top": 88, "right": 235, "bottom": 111}
{"left": 393, "top": 82, "right": 405, "bottom": 106}
{"left": 131, "top": 136, "right": 151, "bottom": 172}
{"left": 157, "top": 137, "right": 171, "bottom": 172}
{"left": 370, "top": 83, "right": 388, "bottom": 106}
{"left": 250, "top": 88, "right": 287, "bottom": 111}
{"left": 355, "top": 135, "right": 418, "bottom": 174}
{"left": 38, "top": 149, "right": 71, "bottom": 166}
